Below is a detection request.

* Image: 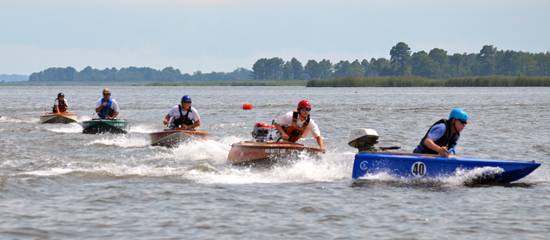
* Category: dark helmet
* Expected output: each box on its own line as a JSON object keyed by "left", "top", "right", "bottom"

{"left": 181, "top": 95, "right": 192, "bottom": 103}
{"left": 57, "top": 92, "right": 64, "bottom": 97}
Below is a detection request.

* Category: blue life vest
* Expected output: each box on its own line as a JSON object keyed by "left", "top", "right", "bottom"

{"left": 98, "top": 99, "right": 113, "bottom": 119}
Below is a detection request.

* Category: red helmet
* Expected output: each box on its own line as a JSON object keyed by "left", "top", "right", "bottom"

{"left": 297, "top": 99, "right": 312, "bottom": 110}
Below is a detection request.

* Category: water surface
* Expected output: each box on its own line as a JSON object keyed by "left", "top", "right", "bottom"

{"left": 1, "top": 86, "right": 549, "bottom": 239}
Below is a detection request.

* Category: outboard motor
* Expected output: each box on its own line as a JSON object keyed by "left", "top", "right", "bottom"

{"left": 348, "top": 128, "right": 401, "bottom": 152}
{"left": 251, "top": 122, "right": 279, "bottom": 142}
{"left": 348, "top": 128, "right": 380, "bottom": 152}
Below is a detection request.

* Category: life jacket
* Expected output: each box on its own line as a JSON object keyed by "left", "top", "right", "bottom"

{"left": 282, "top": 111, "right": 310, "bottom": 143}
{"left": 98, "top": 99, "right": 114, "bottom": 119}
{"left": 415, "top": 119, "right": 459, "bottom": 154}
{"left": 52, "top": 98, "right": 68, "bottom": 113}
{"left": 172, "top": 105, "right": 194, "bottom": 128}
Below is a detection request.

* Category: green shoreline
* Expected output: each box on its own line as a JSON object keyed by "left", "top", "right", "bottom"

{"left": 307, "top": 76, "right": 550, "bottom": 87}
{"left": 2, "top": 76, "right": 550, "bottom": 87}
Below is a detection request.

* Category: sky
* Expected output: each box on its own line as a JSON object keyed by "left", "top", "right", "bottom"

{"left": 1, "top": 0, "right": 549, "bottom": 75}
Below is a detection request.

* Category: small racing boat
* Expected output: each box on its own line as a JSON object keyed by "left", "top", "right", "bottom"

{"left": 348, "top": 129, "right": 541, "bottom": 184}
{"left": 82, "top": 119, "right": 128, "bottom": 134}
{"left": 149, "top": 129, "right": 208, "bottom": 147}
{"left": 39, "top": 112, "right": 78, "bottom": 124}
{"left": 228, "top": 122, "right": 323, "bottom": 165}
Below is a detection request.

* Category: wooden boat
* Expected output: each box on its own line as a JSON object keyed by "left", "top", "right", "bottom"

{"left": 82, "top": 119, "right": 128, "bottom": 134}
{"left": 228, "top": 141, "right": 323, "bottom": 166}
{"left": 149, "top": 129, "right": 208, "bottom": 147}
{"left": 39, "top": 112, "right": 78, "bottom": 124}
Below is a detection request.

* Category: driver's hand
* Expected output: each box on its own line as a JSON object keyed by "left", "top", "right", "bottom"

{"left": 438, "top": 146, "right": 449, "bottom": 157}
{"left": 281, "top": 133, "right": 289, "bottom": 140}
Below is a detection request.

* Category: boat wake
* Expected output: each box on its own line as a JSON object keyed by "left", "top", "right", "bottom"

{"left": 86, "top": 135, "right": 150, "bottom": 148}
{"left": 354, "top": 166, "right": 510, "bottom": 187}
{"left": 185, "top": 150, "right": 354, "bottom": 184}
{"left": 128, "top": 124, "right": 157, "bottom": 133}
{"left": 15, "top": 137, "right": 355, "bottom": 184}
{"left": 43, "top": 122, "right": 82, "bottom": 133}
{"left": 0, "top": 116, "right": 38, "bottom": 124}
{"left": 149, "top": 136, "right": 244, "bottom": 163}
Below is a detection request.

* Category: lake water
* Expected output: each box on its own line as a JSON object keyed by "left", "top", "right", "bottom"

{"left": 1, "top": 86, "right": 549, "bottom": 239}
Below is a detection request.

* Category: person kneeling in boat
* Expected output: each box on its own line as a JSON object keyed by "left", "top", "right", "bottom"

{"left": 52, "top": 92, "right": 69, "bottom": 113}
{"left": 163, "top": 95, "right": 201, "bottom": 130}
{"left": 95, "top": 88, "right": 120, "bottom": 119}
{"left": 273, "top": 99, "right": 325, "bottom": 152}
{"left": 413, "top": 108, "right": 469, "bottom": 157}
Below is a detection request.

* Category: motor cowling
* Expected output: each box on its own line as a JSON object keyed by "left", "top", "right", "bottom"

{"left": 348, "top": 128, "right": 379, "bottom": 152}
{"left": 251, "top": 122, "right": 279, "bottom": 142}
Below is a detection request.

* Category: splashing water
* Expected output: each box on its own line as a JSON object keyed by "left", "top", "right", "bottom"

{"left": 356, "top": 166, "right": 506, "bottom": 187}
{"left": 87, "top": 135, "right": 150, "bottom": 148}
{"left": 129, "top": 124, "right": 158, "bottom": 133}
{"left": 43, "top": 122, "right": 82, "bottom": 133}
{"left": 186, "top": 149, "right": 354, "bottom": 184}
{"left": 0, "top": 116, "right": 38, "bottom": 124}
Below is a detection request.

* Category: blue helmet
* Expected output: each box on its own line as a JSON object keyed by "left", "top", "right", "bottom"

{"left": 181, "top": 95, "right": 192, "bottom": 103}
{"left": 449, "top": 108, "right": 469, "bottom": 122}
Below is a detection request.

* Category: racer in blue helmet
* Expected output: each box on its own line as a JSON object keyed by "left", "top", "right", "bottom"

{"left": 449, "top": 108, "right": 469, "bottom": 123}
{"left": 413, "top": 108, "right": 469, "bottom": 157}
{"left": 163, "top": 95, "right": 201, "bottom": 130}
{"left": 181, "top": 95, "right": 192, "bottom": 103}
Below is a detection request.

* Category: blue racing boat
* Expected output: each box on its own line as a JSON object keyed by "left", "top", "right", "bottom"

{"left": 348, "top": 129, "right": 541, "bottom": 184}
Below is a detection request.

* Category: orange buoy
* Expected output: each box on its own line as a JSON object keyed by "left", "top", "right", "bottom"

{"left": 242, "top": 103, "right": 253, "bottom": 110}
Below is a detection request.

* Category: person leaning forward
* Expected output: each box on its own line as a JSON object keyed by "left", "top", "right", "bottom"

{"left": 52, "top": 92, "right": 69, "bottom": 113}
{"left": 413, "top": 108, "right": 469, "bottom": 157}
{"left": 95, "top": 88, "right": 120, "bottom": 119}
{"left": 273, "top": 99, "right": 325, "bottom": 152}
{"left": 163, "top": 95, "right": 201, "bottom": 130}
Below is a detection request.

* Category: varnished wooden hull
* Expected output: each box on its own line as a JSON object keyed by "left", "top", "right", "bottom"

{"left": 39, "top": 113, "right": 78, "bottom": 124}
{"left": 228, "top": 141, "right": 323, "bottom": 166}
{"left": 150, "top": 129, "right": 208, "bottom": 147}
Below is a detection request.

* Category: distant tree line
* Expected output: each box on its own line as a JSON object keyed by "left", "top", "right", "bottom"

{"left": 252, "top": 43, "right": 550, "bottom": 80}
{"left": 0, "top": 74, "right": 28, "bottom": 82}
{"left": 29, "top": 66, "right": 253, "bottom": 82}
{"left": 29, "top": 42, "right": 550, "bottom": 82}
{"left": 307, "top": 76, "right": 550, "bottom": 87}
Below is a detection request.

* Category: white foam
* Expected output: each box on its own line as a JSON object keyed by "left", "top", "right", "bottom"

{"left": 16, "top": 165, "right": 187, "bottom": 178}
{"left": 356, "top": 166, "right": 506, "bottom": 186}
{"left": 87, "top": 135, "right": 150, "bottom": 148}
{"left": 151, "top": 136, "right": 245, "bottom": 163}
{"left": 0, "top": 116, "right": 37, "bottom": 123}
{"left": 164, "top": 139, "right": 232, "bottom": 164}
{"left": 129, "top": 124, "right": 157, "bottom": 133}
{"left": 443, "top": 167, "right": 504, "bottom": 185}
{"left": 19, "top": 168, "right": 75, "bottom": 176}
{"left": 358, "top": 172, "right": 397, "bottom": 181}
{"left": 79, "top": 115, "right": 92, "bottom": 122}
{"left": 187, "top": 150, "right": 354, "bottom": 184}
{"left": 44, "top": 122, "right": 82, "bottom": 133}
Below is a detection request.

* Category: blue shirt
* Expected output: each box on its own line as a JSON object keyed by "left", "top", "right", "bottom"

{"left": 426, "top": 123, "right": 446, "bottom": 141}
{"left": 414, "top": 123, "right": 456, "bottom": 154}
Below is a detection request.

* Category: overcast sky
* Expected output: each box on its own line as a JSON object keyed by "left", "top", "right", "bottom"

{"left": 1, "top": 0, "right": 549, "bottom": 74}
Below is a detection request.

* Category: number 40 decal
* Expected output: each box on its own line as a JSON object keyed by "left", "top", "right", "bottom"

{"left": 411, "top": 162, "right": 427, "bottom": 177}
